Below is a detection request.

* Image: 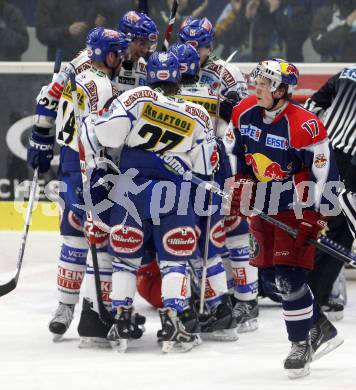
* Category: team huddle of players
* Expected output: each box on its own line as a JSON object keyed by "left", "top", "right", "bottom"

{"left": 27, "top": 10, "right": 343, "bottom": 379}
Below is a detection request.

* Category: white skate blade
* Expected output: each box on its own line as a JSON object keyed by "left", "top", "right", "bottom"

{"left": 325, "top": 311, "right": 344, "bottom": 322}
{"left": 286, "top": 364, "right": 310, "bottom": 379}
{"left": 52, "top": 333, "right": 64, "bottom": 342}
{"left": 162, "top": 340, "right": 194, "bottom": 353}
{"left": 109, "top": 338, "right": 128, "bottom": 353}
{"left": 78, "top": 337, "right": 111, "bottom": 349}
{"left": 237, "top": 319, "right": 258, "bottom": 334}
{"left": 201, "top": 327, "right": 238, "bottom": 341}
{"left": 312, "top": 336, "right": 344, "bottom": 361}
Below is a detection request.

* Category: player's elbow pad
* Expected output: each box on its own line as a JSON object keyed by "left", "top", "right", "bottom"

{"left": 95, "top": 116, "right": 131, "bottom": 149}
{"left": 190, "top": 141, "right": 218, "bottom": 176}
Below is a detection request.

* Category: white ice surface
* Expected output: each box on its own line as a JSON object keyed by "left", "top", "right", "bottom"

{"left": 0, "top": 232, "right": 355, "bottom": 390}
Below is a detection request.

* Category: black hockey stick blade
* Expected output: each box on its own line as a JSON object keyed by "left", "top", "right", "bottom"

{"left": 0, "top": 277, "right": 18, "bottom": 297}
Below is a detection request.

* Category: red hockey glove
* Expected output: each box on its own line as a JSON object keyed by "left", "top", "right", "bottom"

{"left": 295, "top": 210, "right": 327, "bottom": 249}
{"left": 229, "top": 174, "right": 256, "bottom": 217}
{"left": 137, "top": 261, "right": 163, "bottom": 309}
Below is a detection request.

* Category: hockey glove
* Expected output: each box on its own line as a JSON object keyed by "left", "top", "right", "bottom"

{"left": 27, "top": 127, "right": 55, "bottom": 173}
{"left": 294, "top": 210, "right": 327, "bottom": 249}
{"left": 229, "top": 173, "right": 256, "bottom": 217}
{"left": 219, "top": 97, "right": 235, "bottom": 123}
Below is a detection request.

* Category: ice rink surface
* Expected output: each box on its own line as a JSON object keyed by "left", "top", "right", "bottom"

{"left": 1, "top": 232, "right": 355, "bottom": 390}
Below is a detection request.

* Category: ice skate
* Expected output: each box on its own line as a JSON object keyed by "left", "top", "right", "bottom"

{"left": 107, "top": 305, "right": 146, "bottom": 352}
{"left": 157, "top": 305, "right": 202, "bottom": 347}
{"left": 232, "top": 298, "right": 259, "bottom": 333}
{"left": 157, "top": 307, "right": 197, "bottom": 353}
{"left": 49, "top": 302, "right": 75, "bottom": 341}
{"left": 77, "top": 298, "right": 112, "bottom": 349}
{"left": 310, "top": 313, "right": 344, "bottom": 361}
{"left": 321, "top": 298, "right": 344, "bottom": 321}
{"left": 199, "top": 296, "right": 238, "bottom": 341}
{"left": 284, "top": 339, "right": 312, "bottom": 379}
{"left": 179, "top": 305, "right": 202, "bottom": 346}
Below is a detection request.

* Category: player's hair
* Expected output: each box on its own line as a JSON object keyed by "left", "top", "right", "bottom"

{"left": 149, "top": 82, "right": 180, "bottom": 96}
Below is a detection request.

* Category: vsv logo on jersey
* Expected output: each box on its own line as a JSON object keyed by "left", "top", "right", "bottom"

{"left": 265, "top": 134, "right": 289, "bottom": 150}
{"left": 240, "top": 124, "right": 262, "bottom": 141}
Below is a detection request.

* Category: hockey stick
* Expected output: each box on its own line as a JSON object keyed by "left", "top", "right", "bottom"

{"left": 151, "top": 151, "right": 356, "bottom": 268}
{"left": 0, "top": 168, "right": 38, "bottom": 297}
{"left": 185, "top": 172, "right": 356, "bottom": 268}
{"left": 0, "top": 49, "right": 63, "bottom": 297}
{"left": 199, "top": 50, "right": 238, "bottom": 314}
{"left": 162, "top": 0, "right": 179, "bottom": 51}
{"left": 69, "top": 72, "right": 113, "bottom": 326}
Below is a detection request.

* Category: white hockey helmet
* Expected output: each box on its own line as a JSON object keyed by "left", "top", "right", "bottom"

{"left": 250, "top": 58, "right": 299, "bottom": 94}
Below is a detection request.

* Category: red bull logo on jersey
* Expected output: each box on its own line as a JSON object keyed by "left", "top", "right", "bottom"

{"left": 314, "top": 153, "right": 328, "bottom": 168}
{"left": 245, "top": 153, "right": 293, "bottom": 182}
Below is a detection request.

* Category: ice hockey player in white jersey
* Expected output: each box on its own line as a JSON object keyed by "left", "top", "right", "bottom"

{"left": 32, "top": 10, "right": 159, "bottom": 132}
{"left": 177, "top": 20, "right": 260, "bottom": 331}
{"left": 28, "top": 10, "right": 159, "bottom": 344}
{"left": 178, "top": 16, "right": 248, "bottom": 101}
{"left": 116, "top": 11, "right": 159, "bottom": 94}
{"left": 28, "top": 27, "right": 129, "bottom": 343}
{"left": 89, "top": 50, "right": 218, "bottom": 353}
{"left": 168, "top": 43, "right": 237, "bottom": 340}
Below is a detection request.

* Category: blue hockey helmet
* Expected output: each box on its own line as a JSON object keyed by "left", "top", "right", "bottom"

{"left": 146, "top": 51, "right": 180, "bottom": 85}
{"left": 86, "top": 27, "right": 129, "bottom": 62}
{"left": 178, "top": 17, "right": 215, "bottom": 48}
{"left": 169, "top": 43, "right": 200, "bottom": 77}
{"left": 118, "top": 11, "right": 159, "bottom": 43}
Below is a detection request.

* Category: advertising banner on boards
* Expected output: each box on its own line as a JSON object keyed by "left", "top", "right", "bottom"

{"left": 0, "top": 73, "right": 59, "bottom": 202}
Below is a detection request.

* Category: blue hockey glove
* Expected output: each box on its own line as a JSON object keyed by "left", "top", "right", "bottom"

{"left": 27, "top": 127, "right": 55, "bottom": 173}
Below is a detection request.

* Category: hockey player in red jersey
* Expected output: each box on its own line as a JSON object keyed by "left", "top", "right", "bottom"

{"left": 224, "top": 58, "right": 343, "bottom": 379}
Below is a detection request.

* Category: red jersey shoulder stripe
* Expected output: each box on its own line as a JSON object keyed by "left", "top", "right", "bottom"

{"left": 284, "top": 103, "right": 328, "bottom": 149}
{"left": 231, "top": 95, "right": 258, "bottom": 130}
